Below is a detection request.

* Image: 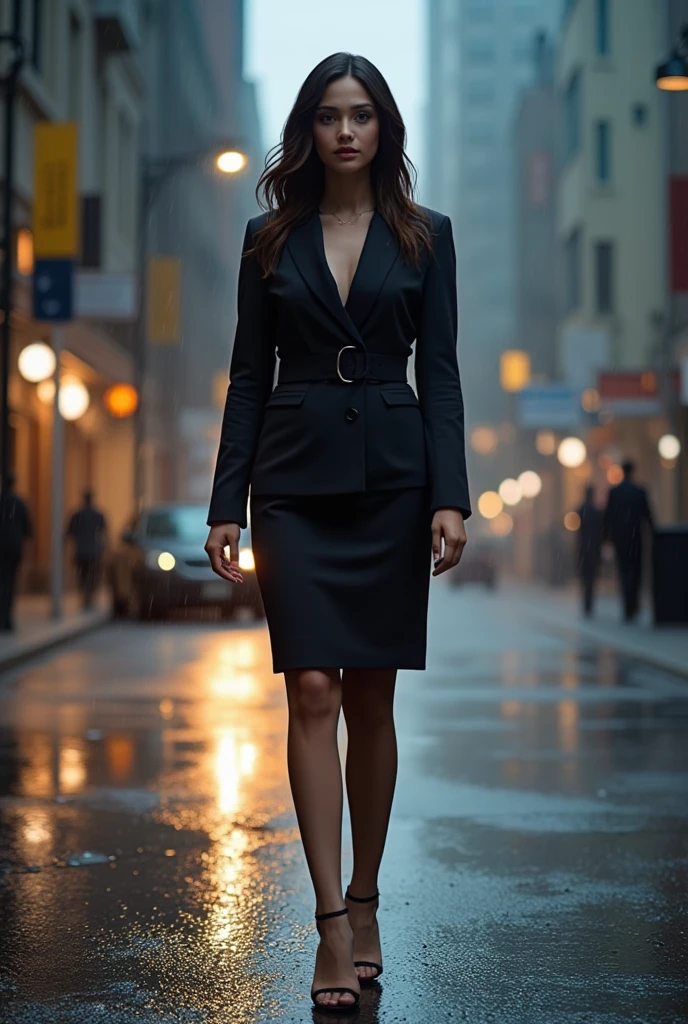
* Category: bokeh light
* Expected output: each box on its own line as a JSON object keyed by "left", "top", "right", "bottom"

{"left": 478, "top": 490, "right": 503, "bottom": 519}
{"left": 564, "top": 511, "right": 581, "bottom": 531}
{"left": 557, "top": 436, "right": 587, "bottom": 468}
{"left": 535, "top": 429, "right": 556, "bottom": 455}
{"left": 18, "top": 342, "right": 55, "bottom": 383}
{"left": 499, "top": 478, "right": 522, "bottom": 506}
{"left": 518, "top": 470, "right": 542, "bottom": 498}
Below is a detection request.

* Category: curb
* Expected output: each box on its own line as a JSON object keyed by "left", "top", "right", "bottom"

{"left": 0, "top": 612, "right": 111, "bottom": 676}
{"left": 521, "top": 608, "right": 688, "bottom": 681}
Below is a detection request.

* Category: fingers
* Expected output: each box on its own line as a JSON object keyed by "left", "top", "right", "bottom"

{"left": 432, "top": 527, "right": 466, "bottom": 576}
{"left": 431, "top": 522, "right": 442, "bottom": 563}
{"left": 205, "top": 527, "right": 243, "bottom": 583}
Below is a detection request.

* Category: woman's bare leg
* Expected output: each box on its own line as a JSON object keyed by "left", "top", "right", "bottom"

{"left": 285, "top": 667, "right": 359, "bottom": 1008}
{"left": 341, "top": 668, "right": 398, "bottom": 980}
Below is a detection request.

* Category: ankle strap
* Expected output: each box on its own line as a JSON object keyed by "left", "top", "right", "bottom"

{"left": 345, "top": 888, "right": 380, "bottom": 903}
{"left": 314, "top": 906, "right": 348, "bottom": 921}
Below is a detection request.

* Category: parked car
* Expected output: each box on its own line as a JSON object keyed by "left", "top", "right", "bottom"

{"left": 109, "top": 503, "right": 264, "bottom": 620}
{"left": 447, "top": 541, "right": 498, "bottom": 589}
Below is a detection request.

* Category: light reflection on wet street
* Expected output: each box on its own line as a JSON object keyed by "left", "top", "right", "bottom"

{"left": 0, "top": 586, "right": 687, "bottom": 1023}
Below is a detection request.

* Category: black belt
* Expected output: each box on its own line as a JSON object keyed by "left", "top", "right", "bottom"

{"left": 278, "top": 346, "right": 408, "bottom": 385}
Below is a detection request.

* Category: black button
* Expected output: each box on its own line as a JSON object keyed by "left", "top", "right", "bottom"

{"left": 345, "top": 407, "right": 359, "bottom": 423}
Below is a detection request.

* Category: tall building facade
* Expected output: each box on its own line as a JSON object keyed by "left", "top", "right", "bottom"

{"left": 1, "top": 0, "right": 144, "bottom": 591}
{"left": 426, "top": 0, "right": 562, "bottom": 444}
{"left": 555, "top": 0, "right": 682, "bottom": 519}
{"left": 138, "top": 0, "right": 262, "bottom": 504}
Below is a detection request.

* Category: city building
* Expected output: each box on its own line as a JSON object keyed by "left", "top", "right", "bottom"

{"left": 2, "top": 0, "right": 144, "bottom": 591}
{"left": 0, "top": 0, "right": 260, "bottom": 601}
{"left": 556, "top": 0, "right": 681, "bottom": 521}
{"left": 138, "top": 0, "right": 262, "bottom": 505}
{"left": 425, "top": 0, "right": 563, "bottom": 502}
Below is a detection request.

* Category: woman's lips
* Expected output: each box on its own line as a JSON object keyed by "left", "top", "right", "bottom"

{"left": 334, "top": 149, "right": 359, "bottom": 160}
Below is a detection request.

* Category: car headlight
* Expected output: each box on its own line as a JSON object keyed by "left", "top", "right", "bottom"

{"left": 145, "top": 550, "right": 176, "bottom": 571}
{"left": 238, "top": 548, "right": 255, "bottom": 571}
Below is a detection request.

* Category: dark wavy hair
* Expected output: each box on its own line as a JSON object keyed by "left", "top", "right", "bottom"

{"left": 251, "top": 52, "right": 432, "bottom": 276}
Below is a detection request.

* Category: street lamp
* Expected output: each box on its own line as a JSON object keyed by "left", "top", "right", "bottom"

{"left": 656, "top": 24, "right": 688, "bottom": 91}
{"left": 134, "top": 142, "right": 247, "bottom": 508}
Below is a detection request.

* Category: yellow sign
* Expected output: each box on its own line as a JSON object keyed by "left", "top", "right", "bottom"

{"left": 33, "top": 122, "right": 79, "bottom": 257}
{"left": 147, "top": 257, "right": 181, "bottom": 344}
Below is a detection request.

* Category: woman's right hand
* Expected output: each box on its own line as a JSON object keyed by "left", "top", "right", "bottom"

{"left": 205, "top": 522, "right": 244, "bottom": 583}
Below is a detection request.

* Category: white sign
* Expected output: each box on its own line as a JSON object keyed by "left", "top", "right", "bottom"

{"left": 518, "top": 384, "right": 581, "bottom": 428}
{"left": 75, "top": 272, "right": 137, "bottom": 320}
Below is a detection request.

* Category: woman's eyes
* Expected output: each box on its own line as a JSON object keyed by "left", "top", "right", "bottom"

{"left": 318, "top": 112, "right": 372, "bottom": 124}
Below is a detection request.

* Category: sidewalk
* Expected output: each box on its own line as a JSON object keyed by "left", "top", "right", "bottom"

{"left": 0, "top": 590, "right": 111, "bottom": 674}
{"left": 499, "top": 577, "right": 688, "bottom": 678}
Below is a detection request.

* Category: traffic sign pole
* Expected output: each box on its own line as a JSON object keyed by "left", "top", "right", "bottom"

{"left": 50, "top": 325, "right": 63, "bottom": 620}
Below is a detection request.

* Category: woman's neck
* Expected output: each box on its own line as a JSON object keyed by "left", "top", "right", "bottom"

{"left": 319, "top": 170, "right": 375, "bottom": 216}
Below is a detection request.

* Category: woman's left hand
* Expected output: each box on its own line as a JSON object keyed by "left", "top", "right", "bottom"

{"left": 431, "top": 508, "right": 467, "bottom": 576}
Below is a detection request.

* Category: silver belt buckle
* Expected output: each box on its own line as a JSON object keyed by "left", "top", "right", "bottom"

{"left": 336, "top": 345, "right": 357, "bottom": 383}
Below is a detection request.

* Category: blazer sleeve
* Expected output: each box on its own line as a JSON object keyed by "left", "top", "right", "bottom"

{"left": 415, "top": 215, "right": 472, "bottom": 520}
{"left": 207, "top": 219, "right": 276, "bottom": 528}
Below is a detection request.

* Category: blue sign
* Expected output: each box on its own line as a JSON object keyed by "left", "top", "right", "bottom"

{"left": 33, "top": 258, "right": 74, "bottom": 321}
{"left": 518, "top": 384, "right": 581, "bottom": 428}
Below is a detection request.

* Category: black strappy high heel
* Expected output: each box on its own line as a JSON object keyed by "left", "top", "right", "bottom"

{"left": 344, "top": 889, "right": 383, "bottom": 983}
{"left": 311, "top": 907, "right": 361, "bottom": 1013}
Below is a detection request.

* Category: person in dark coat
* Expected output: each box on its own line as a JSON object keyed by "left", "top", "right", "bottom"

{"left": 602, "top": 459, "right": 655, "bottom": 622}
{"left": 575, "top": 484, "right": 604, "bottom": 616}
{"left": 65, "top": 491, "right": 107, "bottom": 610}
{"left": 0, "top": 474, "right": 33, "bottom": 631}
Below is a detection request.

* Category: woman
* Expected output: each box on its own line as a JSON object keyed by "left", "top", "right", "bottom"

{"left": 205, "top": 52, "right": 471, "bottom": 1012}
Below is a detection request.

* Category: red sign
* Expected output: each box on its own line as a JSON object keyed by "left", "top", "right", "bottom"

{"left": 598, "top": 370, "right": 679, "bottom": 399}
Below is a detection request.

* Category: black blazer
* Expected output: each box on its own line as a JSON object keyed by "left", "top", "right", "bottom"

{"left": 602, "top": 479, "right": 654, "bottom": 550}
{"left": 207, "top": 206, "right": 472, "bottom": 528}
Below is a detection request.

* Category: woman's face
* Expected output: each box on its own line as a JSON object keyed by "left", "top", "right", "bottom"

{"left": 312, "top": 75, "right": 379, "bottom": 175}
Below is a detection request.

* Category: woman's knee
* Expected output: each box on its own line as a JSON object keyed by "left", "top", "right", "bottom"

{"left": 286, "top": 668, "right": 340, "bottom": 721}
{"left": 342, "top": 670, "right": 397, "bottom": 728}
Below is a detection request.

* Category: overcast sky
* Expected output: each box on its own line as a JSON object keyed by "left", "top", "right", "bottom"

{"left": 244, "top": 0, "right": 428, "bottom": 198}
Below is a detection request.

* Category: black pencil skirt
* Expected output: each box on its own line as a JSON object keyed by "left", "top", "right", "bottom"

{"left": 249, "top": 487, "right": 433, "bottom": 674}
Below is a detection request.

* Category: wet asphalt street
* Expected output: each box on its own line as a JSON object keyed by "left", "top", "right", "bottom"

{"left": 0, "top": 584, "right": 687, "bottom": 1024}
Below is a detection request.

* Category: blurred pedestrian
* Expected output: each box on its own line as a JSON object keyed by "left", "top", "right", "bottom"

{"left": 65, "top": 491, "right": 107, "bottom": 610}
{"left": 602, "top": 459, "right": 655, "bottom": 622}
{"left": 0, "top": 474, "right": 33, "bottom": 631}
{"left": 575, "top": 485, "right": 604, "bottom": 616}
{"left": 204, "top": 55, "right": 471, "bottom": 1010}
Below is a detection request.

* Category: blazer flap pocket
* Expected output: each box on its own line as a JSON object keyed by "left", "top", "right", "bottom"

{"left": 380, "top": 389, "right": 419, "bottom": 407}
{"left": 266, "top": 388, "right": 308, "bottom": 408}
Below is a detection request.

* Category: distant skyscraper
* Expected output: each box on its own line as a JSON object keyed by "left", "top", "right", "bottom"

{"left": 426, "top": 0, "right": 562, "bottom": 427}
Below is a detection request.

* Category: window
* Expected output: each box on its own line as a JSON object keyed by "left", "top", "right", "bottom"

{"left": 467, "top": 82, "right": 495, "bottom": 105}
{"left": 595, "top": 0, "right": 610, "bottom": 56}
{"left": 564, "top": 70, "right": 581, "bottom": 161}
{"left": 68, "top": 14, "right": 82, "bottom": 120}
{"left": 29, "top": 0, "right": 42, "bottom": 70}
{"left": 465, "top": 40, "right": 495, "bottom": 62}
{"left": 466, "top": 5, "right": 494, "bottom": 23}
{"left": 466, "top": 123, "right": 496, "bottom": 144}
{"left": 632, "top": 103, "right": 647, "bottom": 127}
{"left": 594, "top": 242, "right": 614, "bottom": 313}
{"left": 513, "top": 39, "right": 533, "bottom": 61}
{"left": 594, "top": 120, "right": 611, "bottom": 182}
{"left": 565, "top": 227, "right": 582, "bottom": 313}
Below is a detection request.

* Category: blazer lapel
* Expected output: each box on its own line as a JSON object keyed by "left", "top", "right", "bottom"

{"left": 286, "top": 209, "right": 358, "bottom": 343}
{"left": 345, "top": 211, "right": 399, "bottom": 333}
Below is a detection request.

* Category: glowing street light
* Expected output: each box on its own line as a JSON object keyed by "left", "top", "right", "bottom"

{"left": 658, "top": 433, "right": 681, "bottom": 460}
{"left": 656, "top": 26, "right": 688, "bottom": 91}
{"left": 557, "top": 436, "right": 587, "bottom": 468}
{"left": 216, "top": 150, "right": 247, "bottom": 174}
{"left": 59, "top": 376, "right": 90, "bottom": 421}
{"left": 18, "top": 341, "right": 55, "bottom": 382}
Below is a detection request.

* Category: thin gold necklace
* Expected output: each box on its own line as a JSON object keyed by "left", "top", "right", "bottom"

{"left": 318, "top": 207, "right": 375, "bottom": 226}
